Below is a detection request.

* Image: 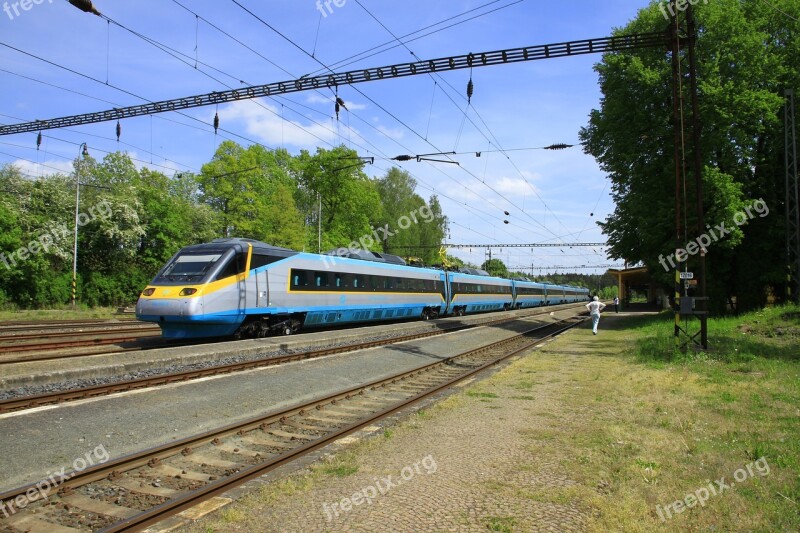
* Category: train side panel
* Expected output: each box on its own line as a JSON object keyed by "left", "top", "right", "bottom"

{"left": 447, "top": 272, "right": 514, "bottom": 315}
{"left": 256, "top": 254, "right": 447, "bottom": 329}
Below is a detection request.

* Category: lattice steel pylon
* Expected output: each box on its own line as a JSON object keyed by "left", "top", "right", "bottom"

{"left": 786, "top": 89, "right": 800, "bottom": 302}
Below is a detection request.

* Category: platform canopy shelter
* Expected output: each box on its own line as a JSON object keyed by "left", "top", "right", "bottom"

{"left": 607, "top": 266, "right": 668, "bottom": 309}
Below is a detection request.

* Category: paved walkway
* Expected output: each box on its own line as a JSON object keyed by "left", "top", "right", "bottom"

{"left": 182, "top": 312, "right": 644, "bottom": 533}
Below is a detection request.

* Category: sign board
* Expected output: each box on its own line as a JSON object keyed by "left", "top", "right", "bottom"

{"left": 679, "top": 272, "right": 694, "bottom": 280}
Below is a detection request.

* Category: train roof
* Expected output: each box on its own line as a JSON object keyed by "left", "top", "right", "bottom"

{"left": 324, "top": 248, "right": 407, "bottom": 265}
{"left": 457, "top": 267, "right": 491, "bottom": 276}
{"left": 197, "top": 238, "right": 298, "bottom": 255}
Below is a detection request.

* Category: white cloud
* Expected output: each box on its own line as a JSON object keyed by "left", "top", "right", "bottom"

{"left": 222, "top": 99, "right": 360, "bottom": 148}
{"left": 492, "top": 175, "right": 538, "bottom": 197}
{"left": 376, "top": 125, "right": 404, "bottom": 140}
{"left": 12, "top": 158, "right": 73, "bottom": 178}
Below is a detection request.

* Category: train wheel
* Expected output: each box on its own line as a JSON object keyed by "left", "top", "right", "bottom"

{"left": 283, "top": 326, "right": 293, "bottom": 335}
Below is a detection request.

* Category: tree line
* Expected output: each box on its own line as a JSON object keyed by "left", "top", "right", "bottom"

{"left": 0, "top": 142, "right": 447, "bottom": 308}
{"left": 580, "top": 0, "right": 799, "bottom": 313}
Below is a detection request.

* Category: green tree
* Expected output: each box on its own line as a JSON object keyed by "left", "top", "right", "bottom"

{"left": 199, "top": 141, "right": 305, "bottom": 250}
{"left": 293, "top": 145, "right": 383, "bottom": 251}
{"left": 579, "top": 0, "right": 799, "bottom": 312}
{"left": 373, "top": 168, "right": 448, "bottom": 264}
{"left": 481, "top": 258, "right": 509, "bottom": 278}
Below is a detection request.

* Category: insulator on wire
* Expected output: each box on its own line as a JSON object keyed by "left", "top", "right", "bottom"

{"left": 544, "top": 143, "right": 573, "bottom": 150}
{"left": 335, "top": 101, "right": 340, "bottom": 121}
{"left": 68, "top": 0, "right": 101, "bottom": 16}
{"left": 36, "top": 131, "right": 42, "bottom": 150}
{"left": 213, "top": 111, "right": 219, "bottom": 134}
{"left": 467, "top": 77, "right": 474, "bottom": 104}
{"left": 115, "top": 121, "right": 121, "bottom": 142}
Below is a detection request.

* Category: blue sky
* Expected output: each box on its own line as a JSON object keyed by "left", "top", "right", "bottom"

{"left": 0, "top": 0, "right": 658, "bottom": 273}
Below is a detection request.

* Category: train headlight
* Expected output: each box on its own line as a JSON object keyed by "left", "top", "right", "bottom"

{"left": 141, "top": 288, "right": 155, "bottom": 296}
{"left": 179, "top": 288, "right": 198, "bottom": 296}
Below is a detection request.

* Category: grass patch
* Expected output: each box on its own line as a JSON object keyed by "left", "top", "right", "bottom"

{"left": 524, "top": 304, "right": 800, "bottom": 532}
{"left": 0, "top": 306, "right": 126, "bottom": 321}
{"left": 467, "top": 391, "right": 500, "bottom": 399}
{"left": 483, "top": 515, "right": 516, "bottom": 532}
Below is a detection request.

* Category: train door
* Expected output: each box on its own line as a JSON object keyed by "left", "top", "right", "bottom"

{"left": 233, "top": 243, "right": 249, "bottom": 317}
{"left": 256, "top": 270, "right": 269, "bottom": 308}
{"left": 444, "top": 272, "right": 453, "bottom": 315}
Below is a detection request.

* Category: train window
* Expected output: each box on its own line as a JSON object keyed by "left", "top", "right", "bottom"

{"left": 314, "top": 272, "right": 329, "bottom": 288}
{"left": 335, "top": 274, "right": 343, "bottom": 288}
{"left": 395, "top": 278, "right": 405, "bottom": 291}
{"left": 352, "top": 275, "right": 360, "bottom": 289}
{"left": 214, "top": 252, "right": 246, "bottom": 281}
{"left": 291, "top": 270, "right": 308, "bottom": 288}
{"left": 250, "top": 254, "right": 285, "bottom": 270}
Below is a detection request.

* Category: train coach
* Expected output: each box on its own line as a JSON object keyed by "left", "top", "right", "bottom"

{"left": 136, "top": 238, "right": 589, "bottom": 339}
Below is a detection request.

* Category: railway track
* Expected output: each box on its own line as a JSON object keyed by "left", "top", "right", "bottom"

{"left": 0, "top": 326, "right": 159, "bottom": 343}
{"left": 0, "top": 305, "right": 587, "bottom": 414}
{"left": 0, "top": 319, "right": 138, "bottom": 333}
{"left": 0, "top": 315, "right": 584, "bottom": 533}
{"left": 0, "top": 322, "right": 165, "bottom": 364}
{"left": 0, "top": 331, "right": 163, "bottom": 356}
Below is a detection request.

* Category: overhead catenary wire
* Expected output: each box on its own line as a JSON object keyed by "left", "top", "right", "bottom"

{"left": 349, "top": 1, "right": 580, "bottom": 245}
{"left": 4, "top": 2, "right": 608, "bottom": 264}
{"left": 177, "top": 1, "right": 551, "bottom": 241}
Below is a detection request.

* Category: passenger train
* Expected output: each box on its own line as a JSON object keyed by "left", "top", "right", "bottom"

{"left": 135, "top": 238, "right": 590, "bottom": 339}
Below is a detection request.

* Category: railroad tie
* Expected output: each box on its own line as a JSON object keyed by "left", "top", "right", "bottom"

{"left": 3, "top": 513, "right": 82, "bottom": 533}
{"left": 114, "top": 477, "right": 182, "bottom": 497}
{"left": 60, "top": 492, "right": 139, "bottom": 519}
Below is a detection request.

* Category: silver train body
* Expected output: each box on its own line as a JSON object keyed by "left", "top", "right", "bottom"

{"left": 136, "top": 239, "right": 590, "bottom": 339}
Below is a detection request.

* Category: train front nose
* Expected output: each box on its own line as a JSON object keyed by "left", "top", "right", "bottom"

{"left": 136, "top": 290, "right": 209, "bottom": 338}
{"left": 136, "top": 288, "right": 242, "bottom": 339}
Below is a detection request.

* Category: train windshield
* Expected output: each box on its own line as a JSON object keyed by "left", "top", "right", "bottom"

{"left": 158, "top": 253, "right": 223, "bottom": 282}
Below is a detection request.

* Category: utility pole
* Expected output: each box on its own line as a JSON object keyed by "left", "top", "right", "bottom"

{"left": 670, "top": 2, "right": 708, "bottom": 350}
{"left": 786, "top": 89, "right": 799, "bottom": 302}
{"left": 72, "top": 143, "right": 88, "bottom": 309}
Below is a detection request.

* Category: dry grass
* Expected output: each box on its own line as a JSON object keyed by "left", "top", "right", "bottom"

{"left": 0, "top": 306, "right": 125, "bottom": 321}
{"left": 502, "top": 307, "right": 800, "bottom": 532}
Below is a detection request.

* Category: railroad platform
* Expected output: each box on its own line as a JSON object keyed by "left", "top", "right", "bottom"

{"left": 177, "top": 309, "right": 657, "bottom": 533}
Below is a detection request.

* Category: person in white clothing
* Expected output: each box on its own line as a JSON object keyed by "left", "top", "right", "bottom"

{"left": 586, "top": 296, "right": 606, "bottom": 335}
